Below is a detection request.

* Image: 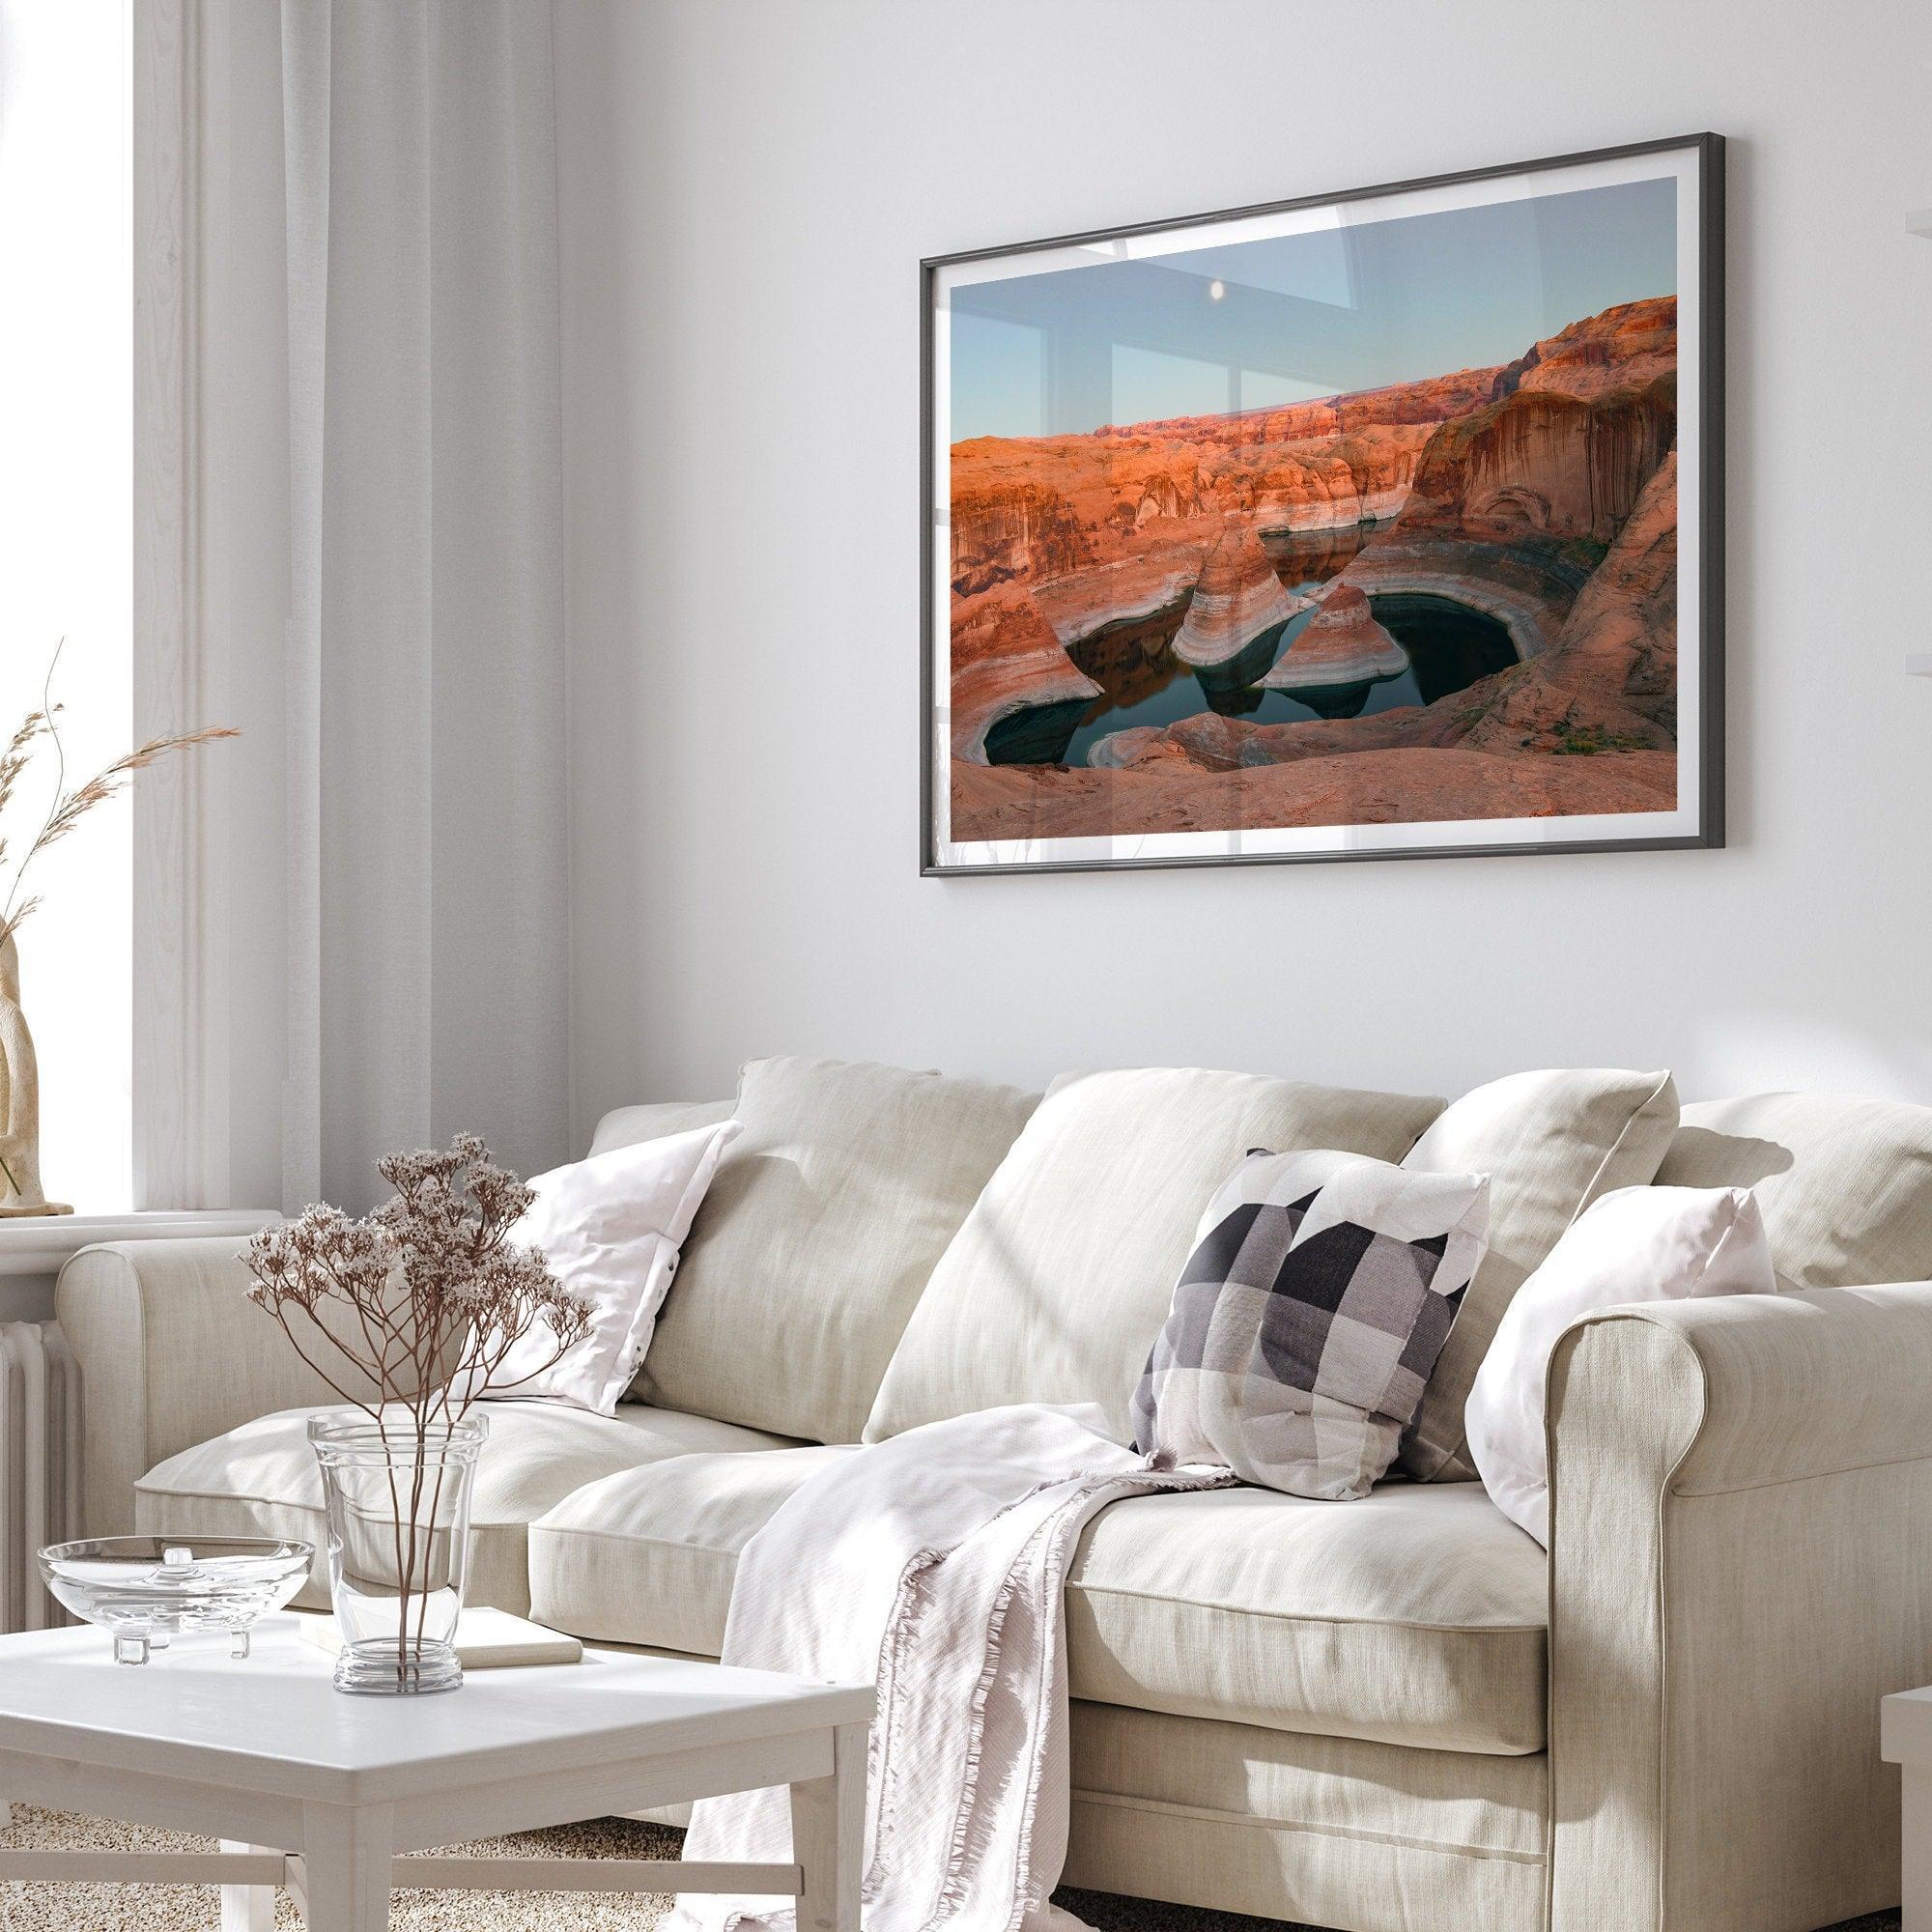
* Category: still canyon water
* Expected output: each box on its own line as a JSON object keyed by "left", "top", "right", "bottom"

{"left": 1052, "top": 525, "right": 1519, "bottom": 769}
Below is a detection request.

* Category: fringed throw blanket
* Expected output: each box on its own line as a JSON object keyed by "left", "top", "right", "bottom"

{"left": 672, "top": 1404, "right": 1230, "bottom": 1932}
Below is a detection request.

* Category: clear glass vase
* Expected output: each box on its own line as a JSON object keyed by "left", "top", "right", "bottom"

{"left": 306, "top": 1409, "right": 487, "bottom": 1695}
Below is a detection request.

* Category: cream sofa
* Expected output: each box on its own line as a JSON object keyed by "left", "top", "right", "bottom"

{"left": 55, "top": 1061, "right": 1932, "bottom": 1932}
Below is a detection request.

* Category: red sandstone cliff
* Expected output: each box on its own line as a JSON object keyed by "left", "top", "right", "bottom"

{"left": 1505, "top": 298, "right": 1678, "bottom": 406}
{"left": 950, "top": 477, "right": 1093, "bottom": 598}
{"left": 1395, "top": 378, "right": 1675, "bottom": 547}
{"left": 946, "top": 370, "right": 1491, "bottom": 604}
{"left": 1095, "top": 364, "right": 1506, "bottom": 448}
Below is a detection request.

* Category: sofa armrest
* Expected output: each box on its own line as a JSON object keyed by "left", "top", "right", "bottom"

{"left": 56, "top": 1238, "right": 384, "bottom": 1537}
{"left": 1546, "top": 1283, "right": 1932, "bottom": 1932}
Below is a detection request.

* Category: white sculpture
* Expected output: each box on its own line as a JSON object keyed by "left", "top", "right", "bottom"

{"left": 0, "top": 933, "right": 70, "bottom": 1217}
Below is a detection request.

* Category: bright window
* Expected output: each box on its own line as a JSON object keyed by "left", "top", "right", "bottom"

{"left": 0, "top": 1, "right": 134, "bottom": 1210}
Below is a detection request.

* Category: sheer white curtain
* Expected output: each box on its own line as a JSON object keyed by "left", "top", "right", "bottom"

{"left": 278, "top": 0, "right": 568, "bottom": 1208}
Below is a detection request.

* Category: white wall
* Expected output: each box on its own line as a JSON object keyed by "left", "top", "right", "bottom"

{"left": 554, "top": 0, "right": 1932, "bottom": 1142}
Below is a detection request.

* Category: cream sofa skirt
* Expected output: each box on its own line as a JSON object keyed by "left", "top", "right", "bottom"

{"left": 1065, "top": 1703, "right": 1545, "bottom": 1932}
{"left": 633, "top": 1694, "right": 1547, "bottom": 1932}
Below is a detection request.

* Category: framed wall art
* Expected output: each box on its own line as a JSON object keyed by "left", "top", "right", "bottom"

{"left": 923, "top": 133, "right": 1723, "bottom": 875}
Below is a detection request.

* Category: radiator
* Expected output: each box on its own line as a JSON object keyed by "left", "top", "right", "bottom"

{"left": 0, "top": 1323, "right": 80, "bottom": 1633}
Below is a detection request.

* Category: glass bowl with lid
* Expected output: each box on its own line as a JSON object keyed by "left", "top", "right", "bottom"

{"left": 40, "top": 1536, "right": 314, "bottom": 1663}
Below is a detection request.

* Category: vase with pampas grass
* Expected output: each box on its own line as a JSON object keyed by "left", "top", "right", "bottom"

{"left": 0, "top": 641, "right": 235, "bottom": 1214}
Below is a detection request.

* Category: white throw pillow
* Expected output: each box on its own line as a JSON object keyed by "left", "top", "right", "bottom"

{"left": 474, "top": 1120, "right": 741, "bottom": 1415}
{"left": 1464, "top": 1183, "right": 1776, "bottom": 1545}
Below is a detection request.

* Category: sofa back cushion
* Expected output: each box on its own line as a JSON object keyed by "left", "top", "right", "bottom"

{"left": 863, "top": 1067, "right": 1444, "bottom": 1446}
{"left": 630, "top": 1056, "right": 1039, "bottom": 1443}
{"left": 1655, "top": 1092, "right": 1932, "bottom": 1291}
{"left": 590, "top": 1098, "right": 734, "bottom": 1155}
{"left": 1398, "top": 1067, "right": 1679, "bottom": 1481}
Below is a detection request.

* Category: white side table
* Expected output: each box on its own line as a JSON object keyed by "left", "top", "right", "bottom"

{"left": 1882, "top": 1687, "right": 1932, "bottom": 1929}
{"left": 0, "top": 1620, "right": 872, "bottom": 1932}
{"left": 0, "top": 1209, "right": 277, "bottom": 1322}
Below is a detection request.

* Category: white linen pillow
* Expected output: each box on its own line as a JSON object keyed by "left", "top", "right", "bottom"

{"left": 475, "top": 1119, "right": 741, "bottom": 1416}
{"left": 1464, "top": 1183, "right": 1776, "bottom": 1545}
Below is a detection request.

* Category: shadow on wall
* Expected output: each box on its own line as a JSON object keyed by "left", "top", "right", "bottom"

{"left": 1683, "top": 1011, "right": 1932, "bottom": 1114}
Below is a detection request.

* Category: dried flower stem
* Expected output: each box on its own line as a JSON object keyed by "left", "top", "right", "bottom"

{"left": 0, "top": 639, "right": 238, "bottom": 955}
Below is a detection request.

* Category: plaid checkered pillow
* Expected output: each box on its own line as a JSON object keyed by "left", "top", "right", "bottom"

{"left": 1131, "top": 1148, "right": 1489, "bottom": 1500}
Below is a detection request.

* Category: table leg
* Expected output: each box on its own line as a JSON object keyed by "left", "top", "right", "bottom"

{"left": 218, "top": 1840, "right": 278, "bottom": 1932}
{"left": 300, "top": 1802, "right": 392, "bottom": 1931}
{"left": 1907, "top": 1766, "right": 1932, "bottom": 1932}
{"left": 790, "top": 1721, "right": 865, "bottom": 1932}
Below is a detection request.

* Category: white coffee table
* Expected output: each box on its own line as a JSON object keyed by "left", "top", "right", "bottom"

{"left": 0, "top": 1619, "right": 872, "bottom": 1931}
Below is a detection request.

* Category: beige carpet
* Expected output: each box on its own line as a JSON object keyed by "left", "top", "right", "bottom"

{"left": 0, "top": 1807, "right": 1904, "bottom": 1931}
{"left": 0, "top": 1807, "right": 679, "bottom": 1931}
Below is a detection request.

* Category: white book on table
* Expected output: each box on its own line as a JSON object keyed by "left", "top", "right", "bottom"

{"left": 297, "top": 1606, "right": 583, "bottom": 1668}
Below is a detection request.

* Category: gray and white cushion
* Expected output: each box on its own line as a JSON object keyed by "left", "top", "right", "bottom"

{"left": 1132, "top": 1148, "right": 1489, "bottom": 1501}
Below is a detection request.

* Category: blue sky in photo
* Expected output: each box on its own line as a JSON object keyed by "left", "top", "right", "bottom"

{"left": 948, "top": 177, "right": 1676, "bottom": 441}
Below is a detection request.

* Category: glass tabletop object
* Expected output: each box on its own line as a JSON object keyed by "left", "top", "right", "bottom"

{"left": 40, "top": 1536, "right": 314, "bottom": 1664}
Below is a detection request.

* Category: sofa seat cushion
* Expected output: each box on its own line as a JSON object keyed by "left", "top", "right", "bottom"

{"left": 527, "top": 1451, "right": 1546, "bottom": 1755}
{"left": 1069, "top": 1481, "right": 1546, "bottom": 1754}
{"left": 530, "top": 1444, "right": 853, "bottom": 1657}
{"left": 134, "top": 1400, "right": 801, "bottom": 1619}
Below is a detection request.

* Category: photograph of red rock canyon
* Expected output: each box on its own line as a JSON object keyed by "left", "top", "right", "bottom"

{"left": 932, "top": 152, "right": 1716, "bottom": 868}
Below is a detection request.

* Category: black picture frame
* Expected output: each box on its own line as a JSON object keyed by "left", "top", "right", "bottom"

{"left": 922, "top": 132, "right": 1723, "bottom": 877}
